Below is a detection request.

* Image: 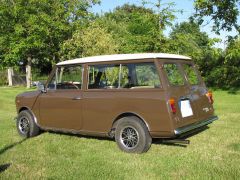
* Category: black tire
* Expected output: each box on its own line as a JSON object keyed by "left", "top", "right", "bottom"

{"left": 16, "top": 110, "right": 40, "bottom": 138}
{"left": 115, "top": 116, "right": 152, "bottom": 153}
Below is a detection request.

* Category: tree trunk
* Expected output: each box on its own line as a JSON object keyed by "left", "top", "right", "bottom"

{"left": 26, "top": 56, "right": 32, "bottom": 88}
{"left": 7, "top": 67, "right": 13, "bottom": 86}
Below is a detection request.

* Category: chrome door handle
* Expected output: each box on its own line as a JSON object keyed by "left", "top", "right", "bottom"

{"left": 72, "top": 97, "right": 82, "bottom": 100}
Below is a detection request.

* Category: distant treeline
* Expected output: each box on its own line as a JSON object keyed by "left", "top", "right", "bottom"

{"left": 0, "top": 1, "right": 239, "bottom": 88}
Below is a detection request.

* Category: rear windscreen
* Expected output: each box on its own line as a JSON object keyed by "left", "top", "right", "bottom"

{"left": 163, "top": 62, "right": 200, "bottom": 86}
{"left": 163, "top": 63, "right": 185, "bottom": 86}
{"left": 182, "top": 64, "right": 199, "bottom": 85}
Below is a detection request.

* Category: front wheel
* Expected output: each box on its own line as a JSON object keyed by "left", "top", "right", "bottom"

{"left": 115, "top": 116, "right": 152, "bottom": 153}
{"left": 17, "top": 110, "right": 40, "bottom": 138}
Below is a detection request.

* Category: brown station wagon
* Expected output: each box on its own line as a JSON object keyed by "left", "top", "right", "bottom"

{"left": 15, "top": 53, "right": 218, "bottom": 153}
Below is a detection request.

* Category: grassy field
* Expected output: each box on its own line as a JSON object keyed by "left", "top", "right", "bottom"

{"left": 0, "top": 87, "right": 239, "bottom": 179}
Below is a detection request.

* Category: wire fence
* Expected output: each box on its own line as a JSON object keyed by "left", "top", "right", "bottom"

{"left": 0, "top": 69, "right": 26, "bottom": 86}
{"left": 12, "top": 73, "right": 26, "bottom": 86}
{"left": 0, "top": 70, "right": 8, "bottom": 86}
{"left": 0, "top": 66, "right": 50, "bottom": 87}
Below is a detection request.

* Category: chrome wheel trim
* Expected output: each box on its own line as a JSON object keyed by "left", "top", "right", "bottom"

{"left": 18, "top": 116, "right": 30, "bottom": 135}
{"left": 120, "top": 126, "right": 139, "bottom": 150}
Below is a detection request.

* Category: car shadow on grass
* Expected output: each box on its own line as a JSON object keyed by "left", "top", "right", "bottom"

{"left": 0, "top": 139, "right": 27, "bottom": 174}
{"left": 49, "top": 131, "right": 113, "bottom": 142}
{"left": 152, "top": 126, "right": 209, "bottom": 148}
{"left": 0, "top": 138, "right": 27, "bottom": 156}
{"left": 48, "top": 126, "right": 209, "bottom": 148}
{"left": 0, "top": 163, "right": 11, "bottom": 174}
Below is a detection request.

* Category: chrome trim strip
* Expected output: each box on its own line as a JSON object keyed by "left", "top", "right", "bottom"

{"left": 174, "top": 116, "right": 218, "bottom": 135}
{"left": 40, "top": 126, "right": 108, "bottom": 137}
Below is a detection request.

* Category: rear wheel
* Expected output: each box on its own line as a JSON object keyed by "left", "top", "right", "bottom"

{"left": 17, "top": 110, "right": 40, "bottom": 138}
{"left": 115, "top": 116, "right": 152, "bottom": 153}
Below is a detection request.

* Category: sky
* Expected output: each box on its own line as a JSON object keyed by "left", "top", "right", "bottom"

{"left": 91, "top": 0, "right": 239, "bottom": 49}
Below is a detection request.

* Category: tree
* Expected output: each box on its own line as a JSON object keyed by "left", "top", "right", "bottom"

{"left": 60, "top": 23, "right": 118, "bottom": 59}
{"left": 96, "top": 4, "right": 175, "bottom": 53}
{"left": 168, "top": 21, "right": 223, "bottom": 87}
{"left": 224, "top": 38, "right": 240, "bottom": 87}
{"left": 168, "top": 21, "right": 216, "bottom": 59}
{"left": 194, "top": 0, "right": 240, "bottom": 34}
{"left": 0, "top": 0, "right": 99, "bottom": 87}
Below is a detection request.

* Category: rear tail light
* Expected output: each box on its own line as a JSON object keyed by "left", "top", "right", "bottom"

{"left": 206, "top": 91, "right": 214, "bottom": 104}
{"left": 169, "top": 98, "right": 177, "bottom": 114}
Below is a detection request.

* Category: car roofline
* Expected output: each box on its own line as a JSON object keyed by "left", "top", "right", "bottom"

{"left": 57, "top": 53, "right": 191, "bottom": 66}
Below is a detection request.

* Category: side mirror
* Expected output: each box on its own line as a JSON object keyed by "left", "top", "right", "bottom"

{"left": 37, "top": 82, "right": 46, "bottom": 93}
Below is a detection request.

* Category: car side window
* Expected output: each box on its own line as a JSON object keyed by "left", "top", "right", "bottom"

{"left": 88, "top": 62, "right": 160, "bottom": 89}
{"left": 163, "top": 63, "right": 185, "bottom": 86}
{"left": 48, "top": 65, "right": 83, "bottom": 90}
{"left": 183, "top": 64, "right": 199, "bottom": 85}
{"left": 121, "top": 62, "right": 161, "bottom": 88}
{"left": 88, "top": 64, "right": 120, "bottom": 89}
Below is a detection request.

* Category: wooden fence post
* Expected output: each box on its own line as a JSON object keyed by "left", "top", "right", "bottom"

{"left": 26, "top": 56, "right": 32, "bottom": 88}
{"left": 7, "top": 68, "right": 13, "bottom": 86}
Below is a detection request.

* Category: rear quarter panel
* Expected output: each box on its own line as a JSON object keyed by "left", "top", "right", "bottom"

{"left": 82, "top": 89, "right": 173, "bottom": 137}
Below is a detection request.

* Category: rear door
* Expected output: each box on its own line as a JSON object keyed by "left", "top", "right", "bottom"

{"left": 181, "top": 63, "right": 214, "bottom": 121}
{"left": 161, "top": 60, "right": 199, "bottom": 128}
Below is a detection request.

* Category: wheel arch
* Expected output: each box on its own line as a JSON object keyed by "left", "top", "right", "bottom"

{"left": 109, "top": 112, "right": 150, "bottom": 137}
{"left": 18, "top": 106, "right": 40, "bottom": 127}
{"left": 19, "top": 106, "right": 29, "bottom": 113}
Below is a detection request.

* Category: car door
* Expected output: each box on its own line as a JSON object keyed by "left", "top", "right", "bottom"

{"left": 38, "top": 65, "right": 83, "bottom": 130}
{"left": 161, "top": 60, "right": 199, "bottom": 128}
{"left": 181, "top": 63, "right": 214, "bottom": 121}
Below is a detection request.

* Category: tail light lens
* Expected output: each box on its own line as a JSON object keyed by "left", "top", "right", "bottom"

{"left": 169, "top": 98, "right": 177, "bottom": 114}
{"left": 206, "top": 91, "right": 214, "bottom": 104}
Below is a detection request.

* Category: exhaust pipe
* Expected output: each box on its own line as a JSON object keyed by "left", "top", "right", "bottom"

{"left": 162, "top": 139, "right": 190, "bottom": 145}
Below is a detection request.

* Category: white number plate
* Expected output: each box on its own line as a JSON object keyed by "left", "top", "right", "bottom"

{"left": 179, "top": 100, "right": 193, "bottom": 118}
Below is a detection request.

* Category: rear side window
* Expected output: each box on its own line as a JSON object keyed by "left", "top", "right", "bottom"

{"left": 183, "top": 64, "right": 199, "bottom": 85}
{"left": 163, "top": 63, "right": 184, "bottom": 86}
{"left": 88, "top": 64, "right": 120, "bottom": 89}
{"left": 88, "top": 62, "right": 161, "bottom": 89}
{"left": 121, "top": 62, "right": 160, "bottom": 88}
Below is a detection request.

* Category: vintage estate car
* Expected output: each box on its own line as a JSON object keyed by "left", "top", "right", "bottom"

{"left": 15, "top": 53, "right": 218, "bottom": 153}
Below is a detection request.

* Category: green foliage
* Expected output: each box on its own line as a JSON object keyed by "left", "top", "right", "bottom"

{"left": 60, "top": 23, "right": 118, "bottom": 59}
{"left": 0, "top": 70, "right": 7, "bottom": 86}
{"left": 163, "top": 64, "right": 185, "bottom": 86}
{"left": 166, "top": 21, "right": 231, "bottom": 88}
{"left": 224, "top": 38, "right": 240, "bottom": 87}
{"left": 105, "top": 66, "right": 119, "bottom": 86}
{"left": 0, "top": 0, "right": 100, "bottom": 67}
{"left": 0, "top": 1, "right": 239, "bottom": 88}
{"left": 168, "top": 21, "right": 217, "bottom": 60}
{"left": 97, "top": 4, "right": 172, "bottom": 53}
{"left": 194, "top": 0, "right": 240, "bottom": 34}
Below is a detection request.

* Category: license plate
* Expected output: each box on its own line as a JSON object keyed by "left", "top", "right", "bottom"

{"left": 179, "top": 100, "right": 193, "bottom": 118}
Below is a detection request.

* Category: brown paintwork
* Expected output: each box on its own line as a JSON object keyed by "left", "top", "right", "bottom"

{"left": 15, "top": 57, "right": 215, "bottom": 138}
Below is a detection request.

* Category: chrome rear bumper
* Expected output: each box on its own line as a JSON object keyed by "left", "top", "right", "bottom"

{"left": 174, "top": 116, "right": 218, "bottom": 135}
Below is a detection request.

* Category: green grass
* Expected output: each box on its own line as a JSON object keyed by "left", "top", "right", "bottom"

{"left": 0, "top": 87, "right": 240, "bottom": 179}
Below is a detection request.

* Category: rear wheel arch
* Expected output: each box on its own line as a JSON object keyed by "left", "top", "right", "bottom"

{"left": 19, "top": 107, "right": 29, "bottom": 113}
{"left": 109, "top": 112, "right": 150, "bottom": 137}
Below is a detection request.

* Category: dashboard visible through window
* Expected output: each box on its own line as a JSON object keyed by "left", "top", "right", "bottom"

{"left": 48, "top": 65, "right": 83, "bottom": 90}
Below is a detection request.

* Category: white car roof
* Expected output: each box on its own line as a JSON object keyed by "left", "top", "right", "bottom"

{"left": 57, "top": 53, "right": 191, "bottom": 65}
